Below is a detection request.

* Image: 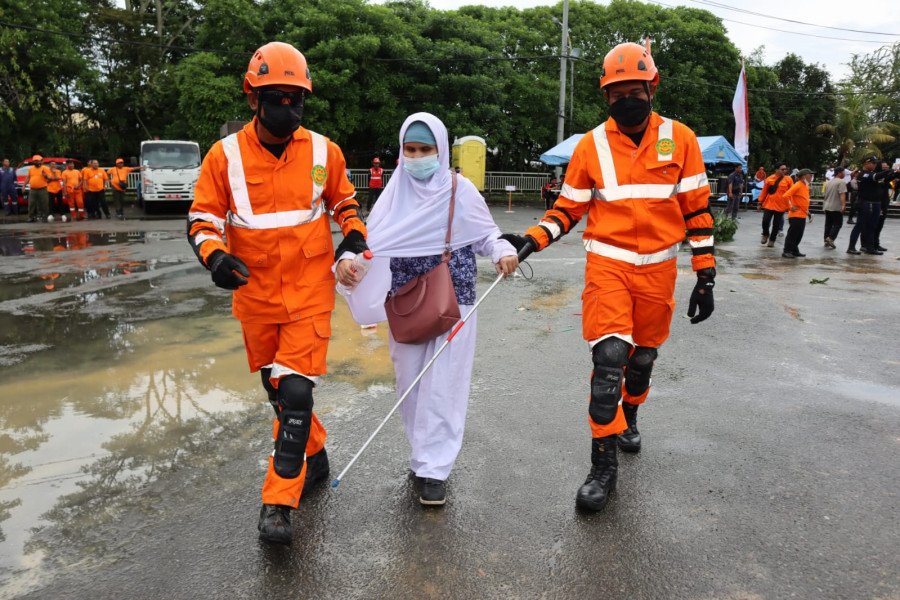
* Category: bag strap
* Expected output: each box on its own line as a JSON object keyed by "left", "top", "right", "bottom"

{"left": 768, "top": 175, "right": 784, "bottom": 195}
{"left": 442, "top": 173, "right": 457, "bottom": 263}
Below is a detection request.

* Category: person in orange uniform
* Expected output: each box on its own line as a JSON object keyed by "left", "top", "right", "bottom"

{"left": 62, "top": 160, "right": 85, "bottom": 220}
{"left": 108, "top": 158, "right": 138, "bottom": 219}
{"left": 782, "top": 168, "right": 812, "bottom": 258}
{"left": 501, "top": 41, "right": 716, "bottom": 512}
{"left": 187, "top": 41, "right": 368, "bottom": 545}
{"left": 46, "top": 162, "right": 66, "bottom": 220}
{"left": 26, "top": 155, "right": 53, "bottom": 222}
{"left": 755, "top": 166, "right": 766, "bottom": 183}
{"left": 366, "top": 157, "right": 383, "bottom": 213}
{"left": 757, "top": 162, "right": 792, "bottom": 248}
{"left": 82, "top": 159, "right": 110, "bottom": 219}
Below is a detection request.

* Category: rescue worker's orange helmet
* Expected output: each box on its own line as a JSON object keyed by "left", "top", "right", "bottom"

{"left": 600, "top": 42, "right": 659, "bottom": 89}
{"left": 244, "top": 42, "right": 313, "bottom": 94}
{"left": 32, "top": 154, "right": 43, "bottom": 162}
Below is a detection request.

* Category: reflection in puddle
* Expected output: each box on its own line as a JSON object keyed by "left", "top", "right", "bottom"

{"left": 0, "top": 297, "right": 395, "bottom": 597}
{"left": 0, "top": 230, "right": 177, "bottom": 256}
{"left": 0, "top": 311, "right": 258, "bottom": 596}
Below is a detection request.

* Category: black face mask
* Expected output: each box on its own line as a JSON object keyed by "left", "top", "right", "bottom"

{"left": 609, "top": 96, "right": 651, "bottom": 127}
{"left": 257, "top": 99, "right": 303, "bottom": 139}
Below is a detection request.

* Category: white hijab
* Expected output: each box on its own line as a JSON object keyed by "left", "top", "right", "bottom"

{"left": 344, "top": 112, "right": 504, "bottom": 324}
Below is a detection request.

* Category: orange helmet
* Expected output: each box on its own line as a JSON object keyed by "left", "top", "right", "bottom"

{"left": 32, "top": 154, "right": 43, "bottom": 162}
{"left": 244, "top": 42, "right": 312, "bottom": 94}
{"left": 600, "top": 42, "right": 659, "bottom": 89}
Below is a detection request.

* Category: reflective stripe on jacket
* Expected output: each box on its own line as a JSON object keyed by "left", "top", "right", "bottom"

{"left": 526, "top": 112, "right": 715, "bottom": 272}
{"left": 369, "top": 167, "right": 383, "bottom": 188}
{"left": 187, "top": 120, "right": 366, "bottom": 323}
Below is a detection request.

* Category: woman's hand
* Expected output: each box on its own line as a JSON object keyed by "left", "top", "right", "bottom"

{"left": 336, "top": 259, "right": 360, "bottom": 287}
{"left": 495, "top": 255, "right": 519, "bottom": 277}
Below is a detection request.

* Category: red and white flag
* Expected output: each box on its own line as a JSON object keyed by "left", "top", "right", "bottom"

{"left": 732, "top": 60, "right": 749, "bottom": 157}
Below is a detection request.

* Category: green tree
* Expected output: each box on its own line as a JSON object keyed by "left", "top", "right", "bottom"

{"left": 816, "top": 93, "right": 896, "bottom": 166}
{"left": 0, "top": 0, "right": 88, "bottom": 159}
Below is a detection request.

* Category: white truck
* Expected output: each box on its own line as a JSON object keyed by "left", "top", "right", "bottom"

{"left": 139, "top": 140, "right": 201, "bottom": 213}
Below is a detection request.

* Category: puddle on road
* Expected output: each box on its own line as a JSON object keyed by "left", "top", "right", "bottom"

{"left": 0, "top": 298, "right": 394, "bottom": 597}
{"left": 740, "top": 273, "right": 780, "bottom": 280}
{"left": 0, "top": 230, "right": 176, "bottom": 256}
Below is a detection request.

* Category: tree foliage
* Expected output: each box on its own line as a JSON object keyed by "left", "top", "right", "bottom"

{"left": 1, "top": 0, "right": 873, "bottom": 173}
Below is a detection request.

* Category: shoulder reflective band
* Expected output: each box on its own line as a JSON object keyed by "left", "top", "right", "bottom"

{"left": 222, "top": 131, "right": 329, "bottom": 230}
{"left": 591, "top": 122, "right": 677, "bottom": 202}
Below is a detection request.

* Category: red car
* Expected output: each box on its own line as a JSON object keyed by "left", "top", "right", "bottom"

{"left": 15, "top": 157, "right": 83, "bottom": 207}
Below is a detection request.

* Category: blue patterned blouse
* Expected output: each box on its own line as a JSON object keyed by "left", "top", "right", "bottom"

{"left": 390, "top": 246, "right": 477, "bottom": 305}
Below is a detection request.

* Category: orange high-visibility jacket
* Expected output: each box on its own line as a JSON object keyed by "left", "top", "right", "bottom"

{"left": 61, "top": 169, "right": 82, "bottom": 192}
{"left": 46, "top": 169, "right": 62, "bottom": 194}
{"left": 526, "top": 112, "right": 715, "bottom": 272}
{"left": 108, "top": 166, "right": 134, "bottom": 192}
{"left": 758, "top": 173, "right": 792, "bottom": 212}
{"left": 784, "top": 180, "right": 810, "bottom": 219}
{"left": 27, "top": 166, "right": 52, "bottom": 190}
{"left": 188, "top": 120, "right": 367, "bottom": 324}
{"left": 82, "top": 167, "right": 109, "bottom": 192}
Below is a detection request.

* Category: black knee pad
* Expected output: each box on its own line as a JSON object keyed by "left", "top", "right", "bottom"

{"left": 589, "top": 338, "right": 630, "bottom": 425}
{"left": 260, "top": 368, "right": 277, "bottom": 412}
{"left": 625, "top": 346, "right": 657, "bottom": 398}
{"left": 273, "top": 375, "right": 315, "bottom": 479}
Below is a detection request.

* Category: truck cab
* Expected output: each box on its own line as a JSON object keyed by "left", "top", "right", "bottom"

{"left": 139, "top": 140, "right": 201, "bottom": 212}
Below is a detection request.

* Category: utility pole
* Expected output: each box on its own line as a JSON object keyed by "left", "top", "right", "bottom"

{"left": 555, "top": 0, "right": 569, "bottom": 179}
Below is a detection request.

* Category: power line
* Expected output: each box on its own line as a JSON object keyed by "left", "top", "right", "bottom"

{"left": 687, "top": 0, "right": 900, "bottom": 37}
{"left": 646, "top": 0, "right": 895, "bottom": 44}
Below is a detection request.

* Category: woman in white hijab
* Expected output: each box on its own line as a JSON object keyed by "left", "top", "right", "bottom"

{"left": 344, "top": 112, "right": 517, "bottom": 506}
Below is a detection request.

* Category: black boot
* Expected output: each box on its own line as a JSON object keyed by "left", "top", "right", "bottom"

{"left": 258, "top": 504, "right": 293, "bottom": 545}
{"left": 304, "top": 447, "right": 330, "bottom": 487}
{"left": 575, "top": 436, "right": 618, "bottom": 511}
{"left": 618, "top": 403, "right": 641, "bottom": 452}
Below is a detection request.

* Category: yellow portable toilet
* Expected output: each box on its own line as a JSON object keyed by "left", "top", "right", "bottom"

{"left": 451, "top": 136, "right": 486, "bottom": 191}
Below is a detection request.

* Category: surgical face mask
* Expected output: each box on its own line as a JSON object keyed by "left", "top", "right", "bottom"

{"left": 257, "top": 96, "right": 303, "bottom": 139}
{"left": 609, "top": 96, "right": 651, "bottom": 127}
{"left": 403, "top": 154, "right": 440, "bottom": 179}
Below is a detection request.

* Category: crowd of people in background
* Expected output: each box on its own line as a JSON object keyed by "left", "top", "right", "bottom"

{"left": 0, "top": 155, "right": 141, "bottom": 222}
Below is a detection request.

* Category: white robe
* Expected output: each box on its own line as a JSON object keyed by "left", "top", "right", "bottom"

{"left": 342, "top": 112, "right": 515, "bottom": 480}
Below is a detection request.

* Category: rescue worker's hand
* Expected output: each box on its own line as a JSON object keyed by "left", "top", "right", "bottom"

{"left": 335, "top": 230, "right": 369, "bottom": 261}
{"left": 208, "top": 250, "right": 250, "bottom": 290}
{"left": 495, "top": 255, "right": 519, "bottom": 277}
{"left": 499, "top": 233, "right": 537, "bottom": 261}
{"left": 687, "top": 268, "right": 715, "bottom": 324}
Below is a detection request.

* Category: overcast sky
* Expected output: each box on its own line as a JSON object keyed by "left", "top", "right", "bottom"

{"left": 372, "top": 0, "right": 900, "bottom": 83}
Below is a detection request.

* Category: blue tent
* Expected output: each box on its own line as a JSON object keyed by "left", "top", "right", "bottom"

{"left": 696, "top": 136, "right": 747, "bottom": 170}
{"left": 539, "top": 134, "right": 585, "bottom": 166}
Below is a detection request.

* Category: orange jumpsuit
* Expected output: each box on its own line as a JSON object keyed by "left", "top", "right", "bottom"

{"left": 61, "top": 168, "right": 85, "bottom": 219}
{"left": 188, "top": 120, "right": 366, "bottom": 508}
{"left": 526, "top": 112, "right": 715, "bottom": 438}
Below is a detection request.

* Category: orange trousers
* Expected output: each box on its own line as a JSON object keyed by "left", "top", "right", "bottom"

{"left": 65, "top": 188, "right": 85, "bottom": 220}
{"left": 242, "top": 315, "right": 330, "bottom": 508}
{"left": 582, "top": 254, "right": 676, "bottom": 438}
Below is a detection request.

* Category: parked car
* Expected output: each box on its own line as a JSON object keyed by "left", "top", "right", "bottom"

{"left": 15, "top": 157, "right": 83, "bottom": 208}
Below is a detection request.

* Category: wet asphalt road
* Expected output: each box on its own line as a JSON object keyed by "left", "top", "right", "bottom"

{"left": 1, "top": 205, "right": 898, "bottom": 599}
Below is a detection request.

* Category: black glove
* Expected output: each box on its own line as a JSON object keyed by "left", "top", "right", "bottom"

{"left": 687, "top": 268, "right": 715, "bottom": 324}
{"left": 208, "top": 250, "right": 250, "bottom": 290}
{"left": 334, "top": 230, "right": 369, "bottom": 261}
{"left": 499, "top": 233, "right": 538, "bottom": 261}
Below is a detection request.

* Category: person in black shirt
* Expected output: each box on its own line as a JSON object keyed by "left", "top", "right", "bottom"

{"left": 847, "top": 156, "right": 898, "bottom": 255}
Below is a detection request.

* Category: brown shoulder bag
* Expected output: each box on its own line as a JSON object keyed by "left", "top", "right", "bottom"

{"left": 384, "top": 174, "right": 462, "bottom": 344}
